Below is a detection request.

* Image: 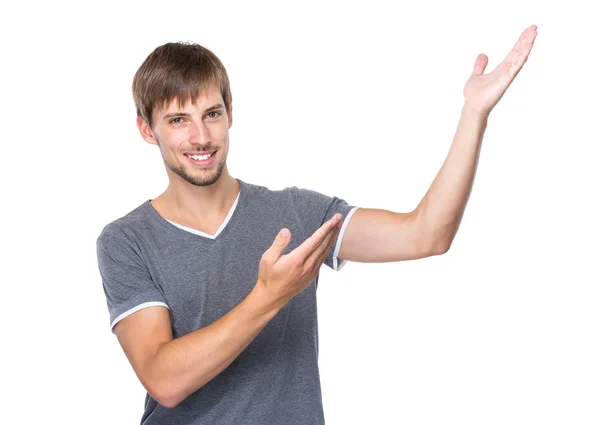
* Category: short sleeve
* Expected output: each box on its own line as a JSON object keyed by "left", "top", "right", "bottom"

{"left": 288, "top": 187, "right": 359, "bottom": 271}
{"left": 96, "top": 224, "right": 170, "bottom": 332}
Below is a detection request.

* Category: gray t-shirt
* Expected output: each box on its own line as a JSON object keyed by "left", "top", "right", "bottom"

{"left": 96, "top": 178, "right": 358, "bottom": 425}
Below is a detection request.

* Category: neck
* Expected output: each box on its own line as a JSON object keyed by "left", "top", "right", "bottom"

{"left": 154, "top": 168, "right": 240, "bottom": 224}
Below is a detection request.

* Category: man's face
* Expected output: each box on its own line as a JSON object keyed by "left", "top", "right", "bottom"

{"left": 139, "top": 85, "right": 232, "bottom": 187}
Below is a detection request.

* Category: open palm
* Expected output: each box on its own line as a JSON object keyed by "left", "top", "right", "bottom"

{"left": 463, "top": 25, "right": 538, "bottom": 116}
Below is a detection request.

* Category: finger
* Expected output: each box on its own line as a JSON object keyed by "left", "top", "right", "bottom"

{"left": 263, "top": 228, "right": 292, "bottom": 264}
{"left": 298, "top": 216, "right": 341, "bottom": 265}
{"left": 306, "top": 219, "right": 341, "bottom": 265}
{"left": 471, "top": 54, "right": 488, "bottom": 77}
{"left": 502, "top": 25, "right": 538, "bottom": 78}
{"left": 306, "top": 221, "right": 341, "bottom": 269}
{"left": 290, "top": 214, "right": 342, "bottom": 263}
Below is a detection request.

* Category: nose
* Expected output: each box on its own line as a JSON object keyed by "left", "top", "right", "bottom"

{"left": 188, "top": 118, "right": 212, "bottom": 146}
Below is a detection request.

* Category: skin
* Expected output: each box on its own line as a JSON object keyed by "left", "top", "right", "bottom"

{"left": 136, "top": 25, "right": 539, "bottom": 252}
{"left": 338, "top": 25, "right": 539, "bottom": 260}
{"left": 117, "top": 24, "right": 539, "bottom": 408}
{"left": 137, "top": 86, "right": 238, "bottom": 235}
{"left": 463, "top": 25, "right": 538, "bottom": 117}
{"left": 124, "top": 85, "right": 344, "bottom": 408}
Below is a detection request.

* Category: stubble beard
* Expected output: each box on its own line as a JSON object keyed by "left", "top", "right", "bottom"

{"left": 167, "top": 155, "right": 226, "bottom": 187}
{"left": 157, "top": 137, "right": 226, "bottom": 187}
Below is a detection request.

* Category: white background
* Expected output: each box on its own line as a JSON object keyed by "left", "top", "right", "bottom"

{"left": 1, "top": 0, "right": 599, "bottom": 424}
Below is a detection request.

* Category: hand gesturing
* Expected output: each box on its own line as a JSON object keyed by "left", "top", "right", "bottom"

{"left": 463, "top": 25, "right": 538, "bottom": 116}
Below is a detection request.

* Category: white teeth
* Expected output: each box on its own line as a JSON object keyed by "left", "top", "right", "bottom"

{"left": 188, "top": 152, "right": 213, "bottom": 160}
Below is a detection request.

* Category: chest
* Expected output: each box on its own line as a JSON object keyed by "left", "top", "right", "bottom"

{"left": 144, "top": 222, "right": 313, "bottom": 338}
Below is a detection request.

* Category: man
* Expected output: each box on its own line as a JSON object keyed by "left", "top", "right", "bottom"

{"left": 96, "top": 25, "right": 537, "bottom": 424}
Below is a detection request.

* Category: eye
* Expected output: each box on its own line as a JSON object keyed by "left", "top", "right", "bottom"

{"left": 206, "top": 111, "right": 222, "bottom": 119}
{"left": 169, "top": 117, "right": 185, "bottom": 125}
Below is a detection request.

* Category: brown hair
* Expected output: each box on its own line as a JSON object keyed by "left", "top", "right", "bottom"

{"left": 132, "top": 42, "right": 232, "bottom": 128}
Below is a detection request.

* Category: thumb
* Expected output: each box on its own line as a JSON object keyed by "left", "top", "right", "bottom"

{"left": 472, "top": 53, "right": 488, "bottom": 76}
{"left": 270, "top": 228, "right": 291, "bottom": 255}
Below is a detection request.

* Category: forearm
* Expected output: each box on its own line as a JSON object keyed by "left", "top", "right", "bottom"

{"left": 415, "top": 104, "right": 488, "bottom": 253}
{"left": 147, "top": 284, "right": 280, "bottom": 408}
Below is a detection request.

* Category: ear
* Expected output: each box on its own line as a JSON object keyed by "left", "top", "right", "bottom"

{"left": 137, "top": 116, "right": 158, "bottom": 146}
{"left": 228, "top": 106, "right": 233, "bottom": 129}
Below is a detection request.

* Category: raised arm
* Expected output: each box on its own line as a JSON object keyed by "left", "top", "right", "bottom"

{"left": 337, "top": 25, "right": 538, "bottom": 263}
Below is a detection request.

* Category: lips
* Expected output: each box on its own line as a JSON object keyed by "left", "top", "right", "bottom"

{"left": 184, "top": 150, "right": 218, "bottom": 167}
{"left": 184, "top": 150, "right": 217, "bottom": 157}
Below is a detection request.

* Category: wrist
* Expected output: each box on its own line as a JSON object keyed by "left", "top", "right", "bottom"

{"left": 462, "top": 102, "right": 491, "bottom": 123}
{"left": 245, "top": 281, "right": 284, "bottom": 321}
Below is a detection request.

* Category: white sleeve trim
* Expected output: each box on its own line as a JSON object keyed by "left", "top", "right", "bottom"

{"left": 332, "top": 206, "right": 360, "bottom": 271}
{"left": 110, "top": 301, "right": 170, "bottom": 331}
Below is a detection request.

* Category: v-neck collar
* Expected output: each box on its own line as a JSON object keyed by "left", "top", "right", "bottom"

{"left": 144, "top": 178, "right": 245, "bottom": 241}
{"left": 165, "top": 191, "right": 240, "bottom": 239}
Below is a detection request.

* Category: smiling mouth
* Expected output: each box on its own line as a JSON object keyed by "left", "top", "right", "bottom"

{"left": 184, "top": 150, "right": 217, "bottom": 160}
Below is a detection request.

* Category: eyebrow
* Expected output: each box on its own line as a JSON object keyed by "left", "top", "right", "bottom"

{"left": 162, "top": 103, "right": 225, "bottom": 120}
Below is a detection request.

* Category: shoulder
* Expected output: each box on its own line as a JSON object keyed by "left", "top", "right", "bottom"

{"left": 241, "top": 178, "right": 324, "bottom": 201}
{"left": 239, "top": 179, "right": 301, "bottom": 206}
{"left": 240, "top": 179, "right": 342, "bottom": 216}
{"left": 96, "top": 201, "right": 152, "bottom": 246}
